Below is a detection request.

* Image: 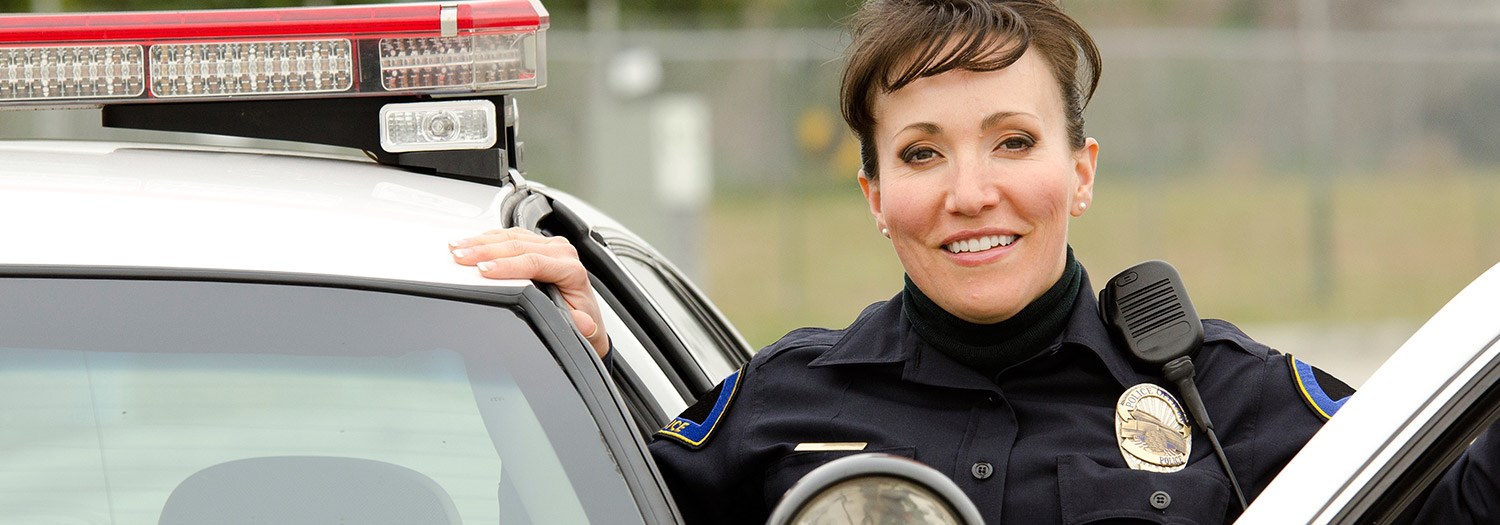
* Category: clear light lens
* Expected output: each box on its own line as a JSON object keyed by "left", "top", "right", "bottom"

{"left": 0, "top": 45, "right": 145, "bottom": 101}
{"left": 378, "top": 31, "right": 540, "bottom": 92}
{"left": 380, "top": 100, "right": 497, "bottom": 153}
{"left": 149, "top": 39, "right": 353, "bottom": 98}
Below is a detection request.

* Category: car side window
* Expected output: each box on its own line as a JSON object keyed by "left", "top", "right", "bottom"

{"left": 596, "top": 282, "right": 691, "bottom": 423}
{"left": 613, "top": 252, "right": 739, "bottom": 382}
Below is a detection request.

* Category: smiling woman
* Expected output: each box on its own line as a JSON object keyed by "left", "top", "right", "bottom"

{"left": 453, "top": 0, "right": 1497, "bottom": 523}
{"left": 859, "top": 55, "right": 1095, "bottom": 324}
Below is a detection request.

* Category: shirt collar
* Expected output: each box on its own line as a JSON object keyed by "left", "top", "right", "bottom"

{"left": 809, "top": 294, "right": 998, "bottom": 392}
{"left": 808, "top": 268, "right": 1147, "bottom": 390}
{"left": 1061, "top": 270, "right": 1149, "bottom": 388}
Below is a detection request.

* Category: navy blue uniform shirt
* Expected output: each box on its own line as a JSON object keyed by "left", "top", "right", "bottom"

{"left": 650, "top": 270, "right": 1331, "bottom": 524}
{"left": 647, "top": 269, "right": 1500, "bottom": 523}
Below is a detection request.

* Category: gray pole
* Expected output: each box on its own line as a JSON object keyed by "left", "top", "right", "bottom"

{"left": 1298, "top": 0, "right": 1335, "bottom": 307}
{"left": 586, "top": 0, "right": 620, "bottom": 203}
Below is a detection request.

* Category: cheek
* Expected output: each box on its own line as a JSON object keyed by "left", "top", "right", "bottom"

{"left": 877, "top": 179, "right": 938, "bottom": 230}
{"left": 1009, "top": 169, "right": 1076, "bottom": 222}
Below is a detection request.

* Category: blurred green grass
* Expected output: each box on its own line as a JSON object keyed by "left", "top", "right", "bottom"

{"left": 703, "top": 172, "right": 1500, "bottom": 348}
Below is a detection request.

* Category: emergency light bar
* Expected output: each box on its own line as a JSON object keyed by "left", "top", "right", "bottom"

{"left": 0, "top": 0, "right": 547, "bottom": 106}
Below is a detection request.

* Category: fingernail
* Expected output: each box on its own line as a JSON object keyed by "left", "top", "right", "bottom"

{"left": 477, "top": 261, "right": 495, "bottom": 272}
{"left": 451, "top": 248, "right": 471, "bottom": 258}
{"left": 449, "top": 239, "right": 469, "bottom": 248}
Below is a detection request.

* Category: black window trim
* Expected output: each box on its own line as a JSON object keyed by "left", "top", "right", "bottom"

{"left": 0, "top": 264, "right": 683, "bottom": 525}
{"left": 541, "top": 200, "right": 716, "bottom": 398}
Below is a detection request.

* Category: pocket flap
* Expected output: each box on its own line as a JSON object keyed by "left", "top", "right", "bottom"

{"left": 1058, "top": 454, "right": 1230, "bottom": 525}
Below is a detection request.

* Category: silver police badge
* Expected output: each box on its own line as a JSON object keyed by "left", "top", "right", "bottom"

{"left": 1115, "top": 383, "right": 1192, "bottom": 472}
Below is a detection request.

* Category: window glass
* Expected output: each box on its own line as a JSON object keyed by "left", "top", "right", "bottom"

{"left": 615, "top": 254, "right": 736, "bottom": 381}
{"left": 597, "top": 283, "right": 690, "bottom": 417}
{"left": 0, "top": 278, "right": 641, "bottom": 525}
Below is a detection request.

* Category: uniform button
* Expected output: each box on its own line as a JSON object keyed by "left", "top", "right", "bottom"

{"left": 1149, "top": 490, "right": 1171, "bottom": 510}
{"left": 970, "top": 461, "right": 993, "bottom": 480}
{"left": 987, "top": 393, "right": 1001, "bottom": 404}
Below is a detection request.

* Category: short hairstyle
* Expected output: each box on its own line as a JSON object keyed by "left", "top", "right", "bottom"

{"left": 840, "top": 0, "right": 1102, "bottom": 179}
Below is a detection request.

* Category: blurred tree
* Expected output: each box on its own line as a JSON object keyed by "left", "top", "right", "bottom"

{"left": 1434, "top": 73, "right": 1500, "bottom": 165}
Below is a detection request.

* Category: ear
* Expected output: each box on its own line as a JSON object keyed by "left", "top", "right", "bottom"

{"left": 857, "top": 169, "right": 885, "bottom": 231}
{"left": 1070, "top": 137, "right": 1099, "bottom": 217}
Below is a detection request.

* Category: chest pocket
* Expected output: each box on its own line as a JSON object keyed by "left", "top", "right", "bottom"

{"left": 762, "top": 445, "right": 917, "bottom": 510}
{"left": 1057, "top": 454, "right": 1230, "bottom": 525}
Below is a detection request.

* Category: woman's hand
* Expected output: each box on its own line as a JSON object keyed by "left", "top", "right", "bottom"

{"left": 450, "top": 228, "right": 610, "bottom": 358}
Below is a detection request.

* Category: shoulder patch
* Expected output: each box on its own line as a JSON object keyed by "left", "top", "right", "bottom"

{"left": 656, "top": 367, "right": 743, "bottom": 448}
{"left": 1287, "top": 355, "right": 1356, "bottom": 420}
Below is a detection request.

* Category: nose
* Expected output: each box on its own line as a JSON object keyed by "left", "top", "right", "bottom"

{"left": 943, "top": 155, "right": 1001, "bottom": 216}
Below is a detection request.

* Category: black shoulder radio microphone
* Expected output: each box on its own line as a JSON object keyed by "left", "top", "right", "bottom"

{"left": 1100, "top": 260, "right": 1249, "bottom": 510}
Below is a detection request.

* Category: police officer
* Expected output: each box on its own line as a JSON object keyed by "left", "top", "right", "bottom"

{"left": 452, "top": 0, "right": 1498, "bottom": 522}
{"left": 641, "top": 3, "right": 1311, "bottom": 519}
{"left": 650, "top": 251, "right": 1337, "bottom": 524}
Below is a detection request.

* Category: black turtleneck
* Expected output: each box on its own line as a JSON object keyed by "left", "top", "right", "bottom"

{"left": 903, "top": 247, "right": 1082, "bottom": 379}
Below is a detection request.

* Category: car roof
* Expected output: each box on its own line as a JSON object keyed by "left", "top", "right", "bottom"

{"left": 0, "top": 140, "right": 528, "bottom": 287}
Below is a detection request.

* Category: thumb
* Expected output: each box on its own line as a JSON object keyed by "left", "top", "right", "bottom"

{"left": 568, "top": 308, "right": 608, "bottom": 358}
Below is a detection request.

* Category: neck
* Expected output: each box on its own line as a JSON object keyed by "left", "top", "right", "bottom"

{"left": 902, "top": 247, "right": 1082, "bottom": 379}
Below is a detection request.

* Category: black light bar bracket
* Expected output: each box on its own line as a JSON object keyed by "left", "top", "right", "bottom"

{"left": 101, "top": 94, "right": 519, "bottom": 186}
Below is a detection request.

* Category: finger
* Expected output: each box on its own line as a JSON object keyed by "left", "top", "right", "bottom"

{"left": 476, "top": 252, "right": 589, "bottom": 288}
{"left": 568, "top": 308, "right": 597, "bottom": 337}
{"left": 452, "top": 237, "right": 577, "bottom": 265}
{"left": 568, "top": 308, "right": 610, "bottom": 358}
{"left": 451, "top": 227, "right": 560, "bottom": 248}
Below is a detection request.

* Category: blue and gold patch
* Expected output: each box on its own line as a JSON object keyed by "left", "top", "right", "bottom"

{"left": 656, "top": 367, "right": 742, "bottom": 448}
{"left": 1288, "top": 355, "right": 1355, "bottom": 421}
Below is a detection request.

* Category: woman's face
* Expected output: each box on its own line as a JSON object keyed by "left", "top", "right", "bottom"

{"left": 860, "top": 49, "right": 1098, "bottom": 324}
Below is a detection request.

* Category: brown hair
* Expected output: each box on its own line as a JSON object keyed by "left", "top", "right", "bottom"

{"left": 840, "top": 0, "right": 1101, "bottom": 179}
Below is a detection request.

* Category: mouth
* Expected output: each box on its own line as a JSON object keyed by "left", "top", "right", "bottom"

{"left": 943, "top": 234, "right": 1018, "bottom": 254}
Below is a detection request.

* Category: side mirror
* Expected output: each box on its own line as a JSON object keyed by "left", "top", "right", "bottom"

{"left": 767, "top": 453, "right": 985, "bottom": 525}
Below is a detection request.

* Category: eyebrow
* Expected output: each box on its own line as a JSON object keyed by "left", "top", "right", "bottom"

{"left": 981, "top": 111, "right": 1030, "bottom": 131}
{"left": 898, "top": 122, "right": 941, "bottom": 136}
{"left": 896, "top": 111, "right": 1037, "bottom": 137}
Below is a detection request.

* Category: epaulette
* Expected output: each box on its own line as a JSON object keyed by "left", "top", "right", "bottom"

{"left": 1202, "top": 319, "right": 1272, "bottom": 360}
{"left": 753, "top": 327, "right": 845, "bottom": 366}
{"left": 1287, "top": 354, "right": 1355, "bottom": 421}
{"left": 655, "top": 367, "right": 744, "bottom": 448}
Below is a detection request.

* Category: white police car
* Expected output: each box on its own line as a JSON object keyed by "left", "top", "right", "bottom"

{"left": 0, "top": 2, "right": 750, "bottom": 523}
{"left": 1, "top": 1, "right": 1498, "bottom": 524}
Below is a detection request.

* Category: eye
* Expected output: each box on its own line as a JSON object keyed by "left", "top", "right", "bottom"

{"left": 900, "top": 145, "right": 941, "bottom": 165}
{"left": 998, "top": 135, "right": 1035, "bottom": 152}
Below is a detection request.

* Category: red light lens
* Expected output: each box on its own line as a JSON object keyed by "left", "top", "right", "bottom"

{"left": 0, "top": 1, "right": 544, "bottom": 43}
{"left": 0, "top": 1, "right": 547, "bottom": 105}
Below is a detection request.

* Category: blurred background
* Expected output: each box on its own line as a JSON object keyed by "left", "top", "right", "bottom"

{"left": 3, "top": 0, "right": 1497, "bottom": 384}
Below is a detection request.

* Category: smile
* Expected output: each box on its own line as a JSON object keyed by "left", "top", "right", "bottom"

{"left": 943, "top": 234, "right": 1017, "bottom": 254}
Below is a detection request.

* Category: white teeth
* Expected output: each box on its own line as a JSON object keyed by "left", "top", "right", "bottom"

{"left": 944, "top": 235, "right": 1017, "bottom": 254}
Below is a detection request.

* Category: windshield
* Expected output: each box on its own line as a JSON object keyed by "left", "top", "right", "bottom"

{"left": 0, "top": 277, "right": 640, "bottom": 524}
